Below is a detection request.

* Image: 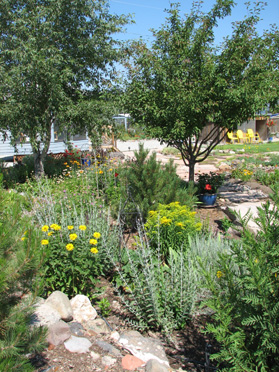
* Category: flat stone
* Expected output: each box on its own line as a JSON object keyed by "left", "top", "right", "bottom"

{"left": 47, "top": 320, "right": 71, "bottom": 346}
{"left": 122, "top": 355, "right": 145, "bottom": 370}
{"left": 64, "top": 335, "right": 92, "bottom": 353}
{"left": 119, "top": 331, "right": 169, "bottom": 367}
{"left": 95, "top": 339, "right": 122, "bottom": 356}
{"left": 145, "top": 359, "right": 169, "bottom": 372}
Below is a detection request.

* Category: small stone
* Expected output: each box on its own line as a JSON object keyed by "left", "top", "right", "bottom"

{"left": 122, "top": 355, "right": 145, "bottom": 370}
{"left": 101, "top": 355, "right": 117, "bottom": 367}
{"left": 64, "top": 335, "right": 92, "bottom": 353}
{"left": 68, "top": 322, "right": 85, "bottom": 337}
{"left": 110, "top": 331, "right": 120, "bottom": 342}
{"left": 86, "top": 318, "right": 110, "bottom": 335}
{"left": 145, "top": 359, "right": 169, "bottom": 372}
{"left": 90, "top": 351, "right": 101, "bottom": 361}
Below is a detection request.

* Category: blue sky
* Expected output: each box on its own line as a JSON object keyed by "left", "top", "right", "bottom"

{"left": 109, "top": 0, "right": 279, "bottom": 45}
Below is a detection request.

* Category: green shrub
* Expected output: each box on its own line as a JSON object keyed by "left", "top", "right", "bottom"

{"left": 0, "top": 189, "right": 46, "bottom": 371}
{"left": 199, "top": 189, "right": 279, "bottom": 371}
{"left": 116, "top": 144, "right": 198, "bottom": 227}
{"left": 145, "top": 202, "right": 202, "bottom": 260}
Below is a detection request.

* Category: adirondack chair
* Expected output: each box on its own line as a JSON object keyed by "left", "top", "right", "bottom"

{"left": 246, "top": 129, "right": 262, "bottom": 143}
{"left": 236, "top": 130, "right": 249, "bottom": 143}
{"left": 227, "top": 131, "right": 238, "bottom": 144}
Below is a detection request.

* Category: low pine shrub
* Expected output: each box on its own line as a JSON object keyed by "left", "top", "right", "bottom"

{"left": 116, "top": 144, "right": 198, "bottom": 228}
{"left": 0, "top": 189, "right": 46, "bottom": 371}
{"left": 199, "top": 188, "right": 279, "bottom": 371}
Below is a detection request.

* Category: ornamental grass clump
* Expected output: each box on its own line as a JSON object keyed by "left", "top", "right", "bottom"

{"left": 145, "top": 202, "right": 202, "bottom": 261}
{"left": 198, "top": 188, "right": 279, "bottom": 371}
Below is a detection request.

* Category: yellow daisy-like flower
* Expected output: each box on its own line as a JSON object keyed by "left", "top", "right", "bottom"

{"left": 53, "top": 224, "right": 61, "bottom": 231}
{"left": 21, "top": 237, "right": 26, "bottom": 241}
{"left": 66, "top": 243, "right": 74, "bottom": 251}
{"left": 41, "top": 239, "right": 49, "bottom": 245}
{"left": 41, "top": 225, "right": 49, "bottom": 232}
{"left": 68, "top": 225, "right": 74, "bottom": 230}
{"left": 99, "top": 170, "right": 103, "bottom": 174}
{"left": 24, "top": 231, "right": 27, "bottom": 235}
{"left": 90, "top": 247, "right": 98, "bottom": 254}
{"left": 79, "top": 225, "right": 87, "bottom": 231}
{"left": 93, "top": 232, "right": 101, "bottom": 239}
{"left": 69, "top": 233, "right": 78, "bottom": 241}
{"left": 90, "top": 239, "right": 98, "bottom": 245}
{"left": 48, "top": 232, "right": 54, "bottom": 236}
{"left": 50, "top": 223, "right": 59, "bottom": 230}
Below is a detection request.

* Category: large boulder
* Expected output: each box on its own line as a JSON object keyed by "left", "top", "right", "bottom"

{"left": 45, "top": 291, "right": 73, "bottom": 322}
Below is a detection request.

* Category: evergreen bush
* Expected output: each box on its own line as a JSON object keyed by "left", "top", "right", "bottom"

{"left": 0, "top": 189, "right": 46, "bottom": 371}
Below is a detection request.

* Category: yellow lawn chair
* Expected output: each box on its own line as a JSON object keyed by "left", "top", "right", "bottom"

{"left": 246, "top": 128, "right": 262, "bottom": 143}
{"left": 227, "top": 131, "right": 238, "bottom": 144}
{"left": 236, "top": 129, "right": 249, "bottom": 143}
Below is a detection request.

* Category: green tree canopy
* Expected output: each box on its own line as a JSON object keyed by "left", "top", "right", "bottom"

{"left": 0, "top": 0, "right": 129, "bottom": 176}
{"left": 124, "top": 0, "right": 279, "bottom": 181}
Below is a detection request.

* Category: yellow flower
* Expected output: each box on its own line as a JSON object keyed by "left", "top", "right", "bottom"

{"left": 99, "top": 170, "right": 103, "bottom": 174}
{"left": 66, "top": 243, "right": 74, "bottom": 251}
{"left": 48, "top": 232, "right": 54, "bottom": 236}
{"left": 41, "top": 225, "right": 49, "bottom": 232}
{"left": 24, "top": 231, "right": 27, "bottom": 235}
{"left": 41, "top": 239, "right": 49, "bottom": 245}
{"left": 50, "top": 224, "right": 61, "bottom": 230}
{"left": 79, "top": 225, "right": 87, "bottom": 231}
{"left": 176, "top": 222, "right": 184, "bottom": 228}
{"left": 21, "top": 237, "right": 26, "bottom": 241}
{"left": 217, "top": 270, "right": 223, "bottom": 278}
{"left": 160, "top": 217, "right": 172, "bottom": 225}
{"left": 148, "top": 211, "right": 156, "bottom": 216}
{"left": 90, "top": 247, "right": 98, "bottom": 254}
{"left": 68, "top": 225, "right": 74, "bottom": 230}
{"left": 69, "top": 233, "right": 78, "bottom": 241}
{"left": 93, "top": 232, "right": 101, "bottom": 239}
{"left": 90, "top": 239, "right": 98, "bottom": 245}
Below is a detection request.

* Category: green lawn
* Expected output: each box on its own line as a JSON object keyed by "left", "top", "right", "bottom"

{"left": 216, "top": 141, "right": 279, "bottom": 154}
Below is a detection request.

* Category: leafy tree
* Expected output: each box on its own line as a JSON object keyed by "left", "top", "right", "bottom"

{"left": 0, "top": 0, "right": 129, "bottom": 176}
{"left": 124, "top": 0, "right": 279, "bottom": 181}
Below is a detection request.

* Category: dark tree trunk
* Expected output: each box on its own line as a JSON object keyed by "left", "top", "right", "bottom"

{"left": 188, "top": 161, "right": 195, "bottom": 182}
{"left": 34, "top": 150, "right": 45, "bottom": 178}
